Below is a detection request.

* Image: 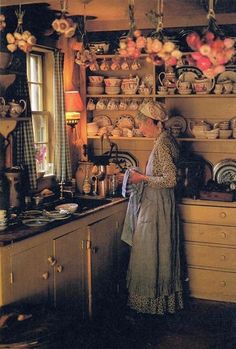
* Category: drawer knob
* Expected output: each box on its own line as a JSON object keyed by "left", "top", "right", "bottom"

{"left": 219, "top": 280, "right": 226, "bottom": 287}
{"left": 57, "top": 265, "right": 64, "bottom": 273}
{"left": 42, "top": 272, "right": 49, "bottom": 280}
{"left": 220, "top": 255, "right": 226, "bottom": 261}
{"left": 220, "top": 232, "right": 227, "bottom": 239}
{"left": 219, "top": 212, "right": 227, "bottom": 218}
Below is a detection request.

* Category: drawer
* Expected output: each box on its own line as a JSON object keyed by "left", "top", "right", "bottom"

{"left": 188, "top": 267, "right": 236, "bottom": 302}
{"left": 185, "top": 242, "right": 236, "bottom": 271}
{"left": 179, "top": 204, "right": 236, "bottom": 225}
{"left": 182, "top": 222, "right": 236, "bottom": 246}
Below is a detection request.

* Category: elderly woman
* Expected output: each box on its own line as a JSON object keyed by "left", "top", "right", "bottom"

{"left": 121, "top": 100, "right": 183, "bottom": 316}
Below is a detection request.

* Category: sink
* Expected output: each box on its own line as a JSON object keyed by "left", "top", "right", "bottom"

{"left": 42, "top": 196, "right": 113, "bottom": 213}
{"left": 74, "top": 197, "right": 112, "bottom": 212}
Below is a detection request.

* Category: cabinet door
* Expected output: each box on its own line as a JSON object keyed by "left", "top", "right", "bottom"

{"left": 9, "top": 240, "right": 53, "bottom": 305}
{"left": 87, "top": 213, "right": 120, "bottom": 318}
{"left": 53, "top": 227, "right": 87, "bottom": 316}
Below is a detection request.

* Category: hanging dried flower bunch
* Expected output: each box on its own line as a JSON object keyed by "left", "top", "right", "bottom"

{"left": 6, "top": 6, "right": 36, "bottom": 53}
{"left": 52, "top": 0, "right": 77, "bottom": 38}
{"left": 74, "top": 2, "right": 98, "bottom": 68}
{"left": 118, "top": 1, "right": 146, "bottom": 59}
{"left": 0, "top": 14, "right": 6, "bottom": 32}
{"left": 186, "top": 1, "right": 235, "bottom": 78}
{"left": 144, "top": 1, "right": 182, "bottom": 67}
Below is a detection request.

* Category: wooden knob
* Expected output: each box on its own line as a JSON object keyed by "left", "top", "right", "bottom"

{"left": 219, "top": 212, "right": 226, "bottom": 218}
{"left": 57, "top": 265, "right": 64, "bottom": 273}
{"left": 42, "top": 272, "right": 49, "bottom": 280}
{"left": 220, "top": 232, "right": 226, "bottom": 239}
{"left": 220, "top": 255, "right": 226, "bottom": 261}
{"left": 219, "top": 280, "right": 226, "bottom": 287}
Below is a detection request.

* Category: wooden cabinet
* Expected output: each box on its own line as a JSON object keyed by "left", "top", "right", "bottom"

{"left": 179, "top": 199, "right": 236, "bottom": 302}
{"left": 0, "top": 200, "right": 127, "bottom": 317}
{"left": 52, "top": 226, "right": 87, "bottom": 315}
{"left": 3, "top": 238, "right": 53, "bottom": 306}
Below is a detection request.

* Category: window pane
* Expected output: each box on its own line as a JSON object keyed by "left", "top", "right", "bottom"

{"left": 29, "top": 84, "right": 41, "bottom": 111}
{"left": 32, "top": 114, "right": 48, "bottom": 143}
{"left": 29, "top": 54, "right": 42, "bottom": 83}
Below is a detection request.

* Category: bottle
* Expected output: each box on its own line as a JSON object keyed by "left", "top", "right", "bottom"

{"left": 82, "top": 165, "right": 91, "bottom": 195}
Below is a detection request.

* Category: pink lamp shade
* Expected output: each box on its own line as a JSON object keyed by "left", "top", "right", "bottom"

{"left": 65, "top": 90, "right": 84, "bottom": 112}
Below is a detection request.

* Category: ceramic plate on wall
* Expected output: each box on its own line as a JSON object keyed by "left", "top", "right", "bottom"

{"left": 213, "top": 159, "right": 236, "bottom": 184}
{"left": 217, "top": 71, "right": 236, "bottom": 82}
{"left": 164, "top": 115, "right": 187, "bottom": 133}
{"left": 93, "top": 115, "right": 112, "bottom": 127}
{"left": 103, "top": 150, "right": 138, "bottom": 172}
{"left": 176, "top": 65, "right": 203, "bottom": 79}
{"left": 115, "top": 115, "right": 134, "bottom": 129}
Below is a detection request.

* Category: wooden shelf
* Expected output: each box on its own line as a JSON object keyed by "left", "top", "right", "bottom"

{"left": 87, "top": 94, "right": 153, "bottom": 98}
{"left": 178, "top": 137, "right": 236, "bottom": 141}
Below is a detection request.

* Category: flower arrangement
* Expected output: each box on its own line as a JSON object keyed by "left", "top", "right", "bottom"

{"left": 35, "top": 144, "right": 47, "bottom": 169}
{"left": 52, "top": 17, "right": 76, "bottom": 38}
{"left": 186, "top": 31, "right": 235, "bottom": 78}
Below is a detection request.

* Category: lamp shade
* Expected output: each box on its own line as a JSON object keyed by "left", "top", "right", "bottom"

{"left": 65, "top": 90, "right": 84, "bottom": 112}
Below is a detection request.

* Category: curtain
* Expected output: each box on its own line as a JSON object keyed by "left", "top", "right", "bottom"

{"left": 53, "top": 50, "right": 72, "bottom": 182}
{"left": 7, "top": 74, "right": 37, "bottom": 191}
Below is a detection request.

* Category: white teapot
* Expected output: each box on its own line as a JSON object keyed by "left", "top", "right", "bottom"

{"left": 9, "top": 99, "right": 26, "bottom": 118}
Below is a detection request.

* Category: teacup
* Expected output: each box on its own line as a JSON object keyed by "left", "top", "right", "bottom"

{"left": 177, "top": 80, "right": 191, "bottom": 91}
{"left": 214, "top": 83, "right": 223, "bottom": 95}
{"left": 222, "top": 80, "right": 233, "bottom": 94}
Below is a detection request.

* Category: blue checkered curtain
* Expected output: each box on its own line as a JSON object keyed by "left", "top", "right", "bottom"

{"left": 7, "top": 74, "right": 37, "bottom": 191}
{"left": 53, "top": 51, "right": 72, "bottom": 182}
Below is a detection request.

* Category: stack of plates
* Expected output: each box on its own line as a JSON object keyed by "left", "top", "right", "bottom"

{"left": 105, "top": 86, "right": 120, "bottom": 95}
{"left": 87, "top": 85, "right": 104, "bottom": 94}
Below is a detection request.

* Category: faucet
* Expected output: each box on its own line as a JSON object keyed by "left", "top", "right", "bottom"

{"left": 59, "top": 181, "right": 75, "bottom": 200}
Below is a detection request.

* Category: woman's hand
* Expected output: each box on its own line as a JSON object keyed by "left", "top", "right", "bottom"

{"left": 129, "top": 170, "right": 147, "bottom": 184}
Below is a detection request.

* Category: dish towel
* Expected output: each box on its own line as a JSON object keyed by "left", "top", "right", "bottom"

{"left": 121, "top": 167, "right": 145, "bottom": 246}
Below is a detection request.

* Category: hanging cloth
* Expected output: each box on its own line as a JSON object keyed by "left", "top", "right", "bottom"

{"left": 7, "top": 73, "right": 37, "bottom": 191}
{"left": 53, "top": 50, "right": 72, "bottom": 182}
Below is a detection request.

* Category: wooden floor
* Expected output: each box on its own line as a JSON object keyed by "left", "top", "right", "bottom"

{"left": 51, "top": 298, "right": 236, "bottom": 349}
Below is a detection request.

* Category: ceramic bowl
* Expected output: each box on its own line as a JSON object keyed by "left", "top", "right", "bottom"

{"left": 55, "top": 203, "right": 78, "bottom": 214}
{"left": 88, "top": 76, "right": 104, "bottom": 84}
{"left": 219, "top": 129, "right": 232, "bottom": 139}
{"left": 87, "top": 86, "right": 104, "bottom": 95}
{"left": 104, "top": 78, "right": 121, "bottom": 87}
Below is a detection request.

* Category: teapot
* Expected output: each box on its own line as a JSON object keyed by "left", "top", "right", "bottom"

{"left": 192, "top": 77, "right": 215, "bottom": 94}
{"left": 158, "top": 71, "right": 177, "bottom": 89}
{"left": 121, "top": 76, "right": 140, "bottom": 95}
{"left": 9, "top": 99, "right": 26, "bottom": 118}
{"left": 188, "top": 120, "right": 211, "bottom": 138}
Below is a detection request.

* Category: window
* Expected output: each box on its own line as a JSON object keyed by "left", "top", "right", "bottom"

{"left": 27, "top": 48, "right": 54, "bottom": 175}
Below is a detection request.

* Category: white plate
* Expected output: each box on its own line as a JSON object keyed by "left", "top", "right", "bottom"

{"left": 43, "top": 210, "right": 71, "bottom": 219}
{"left": 115, "top": 115, "right": 134, "bottom": 129}
{"left": 164, "top": 116, "right": 187, "bottom": 133}
{"left": 213, "top": 159, "right": 236, "bottom": 184}
{"left": 93, "top": 115, "right": 112, "bottom": 127}
{"left": 22, "top": 218, "right": 52, "bottom": 227}
{"left": 178, "top": 71, "right": 199, "bottom": 83}
{"left": 217, "top": 71, "right": 236, "bottom": 82}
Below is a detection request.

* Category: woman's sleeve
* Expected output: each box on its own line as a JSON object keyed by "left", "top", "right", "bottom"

{"left": 146, "top": 141, "right": 177, "bottom": 188}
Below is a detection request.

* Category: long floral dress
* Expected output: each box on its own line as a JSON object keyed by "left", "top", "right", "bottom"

{"left": 126, "top": 130, "right": 184, "bottom": 315}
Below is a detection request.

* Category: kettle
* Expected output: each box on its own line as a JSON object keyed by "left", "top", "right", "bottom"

{"left": 5, "top": 167, "right": 24, "bottom": 211}
{"left": 9, "top": 99, "right": 26, "bottom": 118}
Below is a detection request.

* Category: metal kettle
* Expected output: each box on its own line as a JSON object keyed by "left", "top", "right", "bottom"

{"left": 5, "top": 166, "right": 24, "bottom": 211}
